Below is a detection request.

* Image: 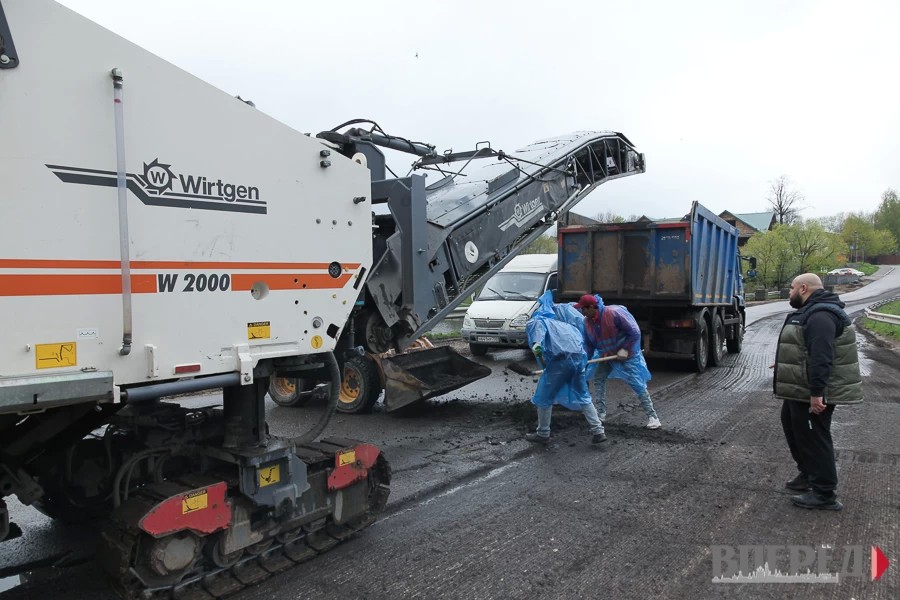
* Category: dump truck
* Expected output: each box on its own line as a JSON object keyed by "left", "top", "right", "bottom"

{"left": 557, "top": 202, "right": 754, "bottom": 372}
{"left": 0, "top": 1, "right": 645, "bottom": 596}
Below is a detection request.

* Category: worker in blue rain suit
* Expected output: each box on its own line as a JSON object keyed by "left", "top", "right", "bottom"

{"left": 574, "top": 294, "right": 661, "bottom": 429}
{"left": 525, "top": 291, "right": 607, "bottom": 445}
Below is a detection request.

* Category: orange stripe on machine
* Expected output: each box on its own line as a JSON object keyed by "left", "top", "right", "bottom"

{"left": 0, "top": 272, "right": 355, "bottom": 296}
{"left": 231, "top": 273, "right": 354, "bottom": 291}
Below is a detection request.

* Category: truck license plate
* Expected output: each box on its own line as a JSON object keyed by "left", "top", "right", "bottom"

{"left": 477, "top": 336, "right": 499, "bottom": 342}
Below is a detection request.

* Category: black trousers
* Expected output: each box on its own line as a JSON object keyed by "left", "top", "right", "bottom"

{"left": 781, "top": 399, "right": 837, "bottom": 496}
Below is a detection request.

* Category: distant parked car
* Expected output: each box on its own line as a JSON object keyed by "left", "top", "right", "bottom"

{"left": 827, "top": 268, "right": 864, "bottom": 277}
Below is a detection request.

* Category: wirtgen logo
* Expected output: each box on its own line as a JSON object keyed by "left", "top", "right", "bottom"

{"left": 499, "top": 196, "right": 544, "bottom": 231}
{"left": 47, "top": 159, "right": 266, "bottom": 214}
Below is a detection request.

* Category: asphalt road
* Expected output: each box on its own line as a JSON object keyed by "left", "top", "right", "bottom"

{"left": 2, "top": 269, "right": 899, "bottom": 599}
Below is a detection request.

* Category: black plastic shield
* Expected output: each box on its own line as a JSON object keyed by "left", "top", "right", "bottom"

{"left": 0, "top": 2, "right": 19, "bottom": 69}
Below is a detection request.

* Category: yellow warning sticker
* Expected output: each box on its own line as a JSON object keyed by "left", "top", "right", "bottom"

{"left": 247, "top": 321, "right": 271, "bottom": 340}
{"left": 311, "top": 335, "right": 323, "bottom": 349}
{"left": 338, "top": 450, "right": 356, "bottom": 466}
{"left": 35, "top": 342, "right": 77, "bottom": 369}
{"left": 259, "top": 464, "right": 281, "bottom": 487}
{"left": 182, "top": 489, "right": 208, "bottom": 514}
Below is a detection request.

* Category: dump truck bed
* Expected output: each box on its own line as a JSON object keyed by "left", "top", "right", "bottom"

{"left": 558, "top": 202, "right": 739, "bottom": 306}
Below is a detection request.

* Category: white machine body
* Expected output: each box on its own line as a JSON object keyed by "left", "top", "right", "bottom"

{"left": 0, "top": 0, "right": 372, "bottom": 392}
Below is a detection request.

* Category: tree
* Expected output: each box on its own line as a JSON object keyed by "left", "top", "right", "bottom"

{"left": 874, "top": 188, "right": 900, "bottom": 252}
{"left": 522, "top": 234, "right": 557, "bottom": 254}
{"left": 814, "top": 212, "right": 846, "bottom": 234}
{"left": 767, "top": 175, "right": 804, "bottom": 225}
{"left": 783, "top": 220, "right": 843, "bottom": 275}
{"left": 744, "top": 227, "right": 793, "bottom": 288}
{"left": 594, "top": 210, "right": 626, "bottom": 223}
{"left": 841, "top": 212, "right": 896, "bottom": 262}
{"left": 593, "top": 210, "right": 639, "bottom": 223}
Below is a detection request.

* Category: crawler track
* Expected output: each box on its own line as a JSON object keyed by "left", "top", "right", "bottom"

{"left": 97, "top": 445, "right": 390, "bottom": 600}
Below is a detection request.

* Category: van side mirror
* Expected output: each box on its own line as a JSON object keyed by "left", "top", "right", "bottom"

{"left": 749, "top": 257, "right": 757, "bottom": 270}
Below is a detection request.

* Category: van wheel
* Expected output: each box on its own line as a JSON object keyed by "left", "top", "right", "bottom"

{"left": 694, "top": 318, "right": 709, "bottom": 373}
{"left": 709, "top": 315, "right": 726, "bottom": 367}
{"left": 469, "top": 344, "right": 489, "bottom": 357}
{"left": 727, "top": 313, "right": 744, "bottom": 354}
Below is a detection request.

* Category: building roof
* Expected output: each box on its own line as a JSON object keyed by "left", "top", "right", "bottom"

{"left": 720, "top": 211, "right": 776, "bottom": 233}
{"left": 564, "top": 212, "right": 599, "bottom": 226}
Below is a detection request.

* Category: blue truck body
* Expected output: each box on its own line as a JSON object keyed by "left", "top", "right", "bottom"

{"left": 557, "top": 201, "right": 748, "bottom": 371}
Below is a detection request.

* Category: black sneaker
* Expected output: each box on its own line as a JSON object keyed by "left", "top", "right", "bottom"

{"left": 791, "top": 491, "right": 843, "bottom": 511}
{"left": 591, "top": 432, "right": 608, "bottom": 444}
{"left": 785, "top": 473, "right": 811, "bottom": 491}
{"left": 525, "top": 433, "right": 550, "bottom": 444}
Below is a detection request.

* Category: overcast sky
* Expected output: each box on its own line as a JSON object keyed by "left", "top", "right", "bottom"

{"left": 58, "top": 0, "right": 900, "bottom": 222}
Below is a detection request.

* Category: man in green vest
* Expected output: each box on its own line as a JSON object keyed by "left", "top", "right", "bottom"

{"left": 774, "top": 273, "right": 863, "bottom": 511}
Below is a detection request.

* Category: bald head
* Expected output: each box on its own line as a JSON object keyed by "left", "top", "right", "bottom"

{"left": 789, "top": 273, "right": 823, "bottom": 308}
{"left": 793, "top": 273, "right": 823, "bottom": 289}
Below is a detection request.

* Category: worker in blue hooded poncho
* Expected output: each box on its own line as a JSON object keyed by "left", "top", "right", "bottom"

{"left": 573, "top": 293, "right": 661, "bottom": 430}
{"left": 525, "top": 291, "right": 607, "bottom": 445}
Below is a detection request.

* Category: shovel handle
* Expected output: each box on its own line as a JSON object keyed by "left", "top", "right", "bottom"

{"left": 531, "top": 352, "right": 623, "bottom": 377}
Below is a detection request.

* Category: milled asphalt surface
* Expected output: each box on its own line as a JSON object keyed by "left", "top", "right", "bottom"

{"left": 2, "top": 268, "right": 898, "bottom": 598}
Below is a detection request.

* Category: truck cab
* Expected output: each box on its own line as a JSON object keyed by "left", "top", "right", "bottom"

{"left": 461, "top": 254, "right": 558, "bottom": 355}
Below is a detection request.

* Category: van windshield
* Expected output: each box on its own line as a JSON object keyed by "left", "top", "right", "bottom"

{"left": 476, "top": 272, "right": 547, "bottom": 301}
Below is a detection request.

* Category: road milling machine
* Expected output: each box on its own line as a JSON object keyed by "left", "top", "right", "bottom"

{"left": 0, "top": 1, "right": 645, "bottom": 597}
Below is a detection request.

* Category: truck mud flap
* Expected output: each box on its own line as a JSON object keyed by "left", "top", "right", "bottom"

{"left": 379, "top": 346, "right": 491, "bottom": 412}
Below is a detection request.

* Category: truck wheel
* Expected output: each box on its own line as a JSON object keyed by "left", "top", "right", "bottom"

{"left": 727, "top": 313, "right": 744, "bottom": 354}
{"left": 694, "top": 318, "right": 709, "bottom": 373}
{"left": 469, "top": 343, "right": 489, "bottom": 357}
{"left": 268, "top": 377, "right": 312, "bottom": 407}
{"left": 709, "top": 315, "right": 726, "bottom": 367}
{"left": 336, "top": 356, "right": 382, "bottom": 414}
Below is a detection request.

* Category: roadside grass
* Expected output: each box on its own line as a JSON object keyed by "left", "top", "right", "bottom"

{"left": 863, "top": 299, "right": 900, "bottom": 342}
{"left": 854, "top": 262, "right": 879, "bottom": 276}
{"left": 424, "top": 331, "right": 461, "bottom": 341}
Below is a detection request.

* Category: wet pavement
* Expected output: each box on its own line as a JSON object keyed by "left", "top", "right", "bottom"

{"left": 2, "top": 268, "right": 899, "bottom": 599}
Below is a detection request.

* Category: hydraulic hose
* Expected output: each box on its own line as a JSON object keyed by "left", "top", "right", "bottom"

{"left": 293, "top": 351, "right": 340, "bottom": 445}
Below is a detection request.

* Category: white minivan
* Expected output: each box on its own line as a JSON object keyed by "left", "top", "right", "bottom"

{"left": 461, "top": 254, "right": 558, "bottom": 356}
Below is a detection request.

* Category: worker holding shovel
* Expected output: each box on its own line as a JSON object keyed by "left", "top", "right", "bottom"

{"left": 574, "top": 294, "right": 661, "bottom": 430}
{"left": 524, "top": 291, "right": 611, "bottom": 445}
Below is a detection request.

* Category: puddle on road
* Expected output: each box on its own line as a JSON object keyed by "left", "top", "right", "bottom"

{"left": 0, "top": 575, "right": 21, "bottom": 593}
{"left": 855, "top": 334, "right": 879, "bottom": 377}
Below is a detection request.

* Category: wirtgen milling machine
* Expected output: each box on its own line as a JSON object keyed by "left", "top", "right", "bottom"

{"left": 0, "top": 1, "right": 644, "bottom": 597}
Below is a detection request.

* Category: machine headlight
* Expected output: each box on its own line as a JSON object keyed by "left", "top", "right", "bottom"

{"left": 463, "top": 315, "right": 474, "bottom": 329}
{"left": 509, "top": 315, "right": 528, "bottom": 328}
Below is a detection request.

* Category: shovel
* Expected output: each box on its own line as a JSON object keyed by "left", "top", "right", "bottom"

{"left": 509, "top": 349, "right": 630, "bottom": 380}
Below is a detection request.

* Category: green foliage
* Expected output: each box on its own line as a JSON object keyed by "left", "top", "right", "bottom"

{"left": 744, "top": 226, "right": 793, "bottom": 287}
{"left": 841, "top": 212, "right": 897, "bottom": 260}
{"left": 814, "top": 212, "right": 846, "bottom": 234}
{"left": 424, "top": 331, "right": 462, "bottom": 340}
{"left": 874, "top": 188, "right": 900, "bottom": 250}
{"left": 862, "top": 299, "right": 900, "bottom": 342}
{"left": 853, "top": 262, "right": 879, "bottom": 276}
{"left": 745, "top": 221, "right": 845, "bottom": 287}
{"left": 783, "top": 220, "right": 843, "bottom": 275}
{"left": 521, "top": 235, "right": 557, "bottom": 255}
